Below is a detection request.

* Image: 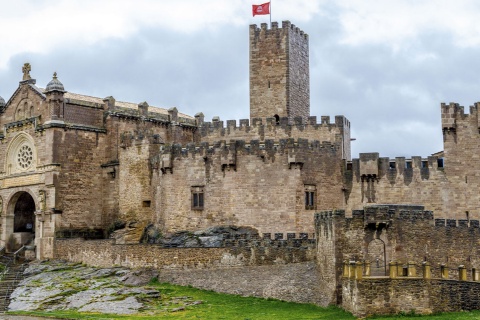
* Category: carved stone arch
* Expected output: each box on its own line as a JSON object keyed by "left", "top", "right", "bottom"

{"left": 5, "top": 189, "right": 37, "bottom": 250}
{"left": 15, "top": 99, "right": 33, "bottom": 120}
{"left": 366, "top": 238, "right": 387, "bottom": 276}
{"left": 5, "top": 132, "right": 37, "bottom": 175}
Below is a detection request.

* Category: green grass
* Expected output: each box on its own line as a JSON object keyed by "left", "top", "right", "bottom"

{"left": 7, "top": 281, "right": 480, "bottom": 319}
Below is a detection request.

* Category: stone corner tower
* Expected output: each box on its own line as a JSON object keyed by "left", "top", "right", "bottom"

{"left": 249, "top": 20, "right": 310, "bottom": 123}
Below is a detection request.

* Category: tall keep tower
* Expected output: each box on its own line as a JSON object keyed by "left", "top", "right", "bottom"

{"left": 249, "top": 21, "right": 310, "bottom": 123}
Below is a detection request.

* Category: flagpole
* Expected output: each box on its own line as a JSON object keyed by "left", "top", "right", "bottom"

{"left": 270, "top": 0, "right": 272, "bottom": 27}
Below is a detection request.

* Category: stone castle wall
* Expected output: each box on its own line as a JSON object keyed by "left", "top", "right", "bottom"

{"left": 315, "top": 205, "right": 480, "bottom": 305}
{"left": 53, "top": 236, "right": 315, "bottom": 269}
{"left": 151, "top": 138, "right": 344, "bottom": 235}
{"left": 342, "top": 277, "right": 480, "bottom": 317}
{"left": 440, "top": 103, "right": 480, "bottom": 219}
{"left": 196, "top": 115, "right": 351, "bottom": 160}
{"left": 344, "top": 102, "right": 480, "bottom": 220}
{"left": 344, "top": 153, "right": 449, "bottom": 216}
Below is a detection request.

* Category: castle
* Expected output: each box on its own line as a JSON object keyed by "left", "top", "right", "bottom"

{"left": 1, "top": 21, "right": 480, "bottom": 316}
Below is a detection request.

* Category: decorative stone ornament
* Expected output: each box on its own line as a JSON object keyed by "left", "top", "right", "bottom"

{"left": 45, "top": 72, "right": 65, "bottom": 93}
{"left": 22, "top": 63, "right": 31, "bottom": 81}
{"left": 16, "top": 144, "right": 34, "bottom": 170}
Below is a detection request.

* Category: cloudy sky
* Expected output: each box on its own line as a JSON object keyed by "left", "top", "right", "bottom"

{"left": 1, "top": 0, "right": 480, "bottom": 159}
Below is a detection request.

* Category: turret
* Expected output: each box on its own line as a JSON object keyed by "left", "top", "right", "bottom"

{"left": 44, "top": 72, "right": 65, "bottom": 124}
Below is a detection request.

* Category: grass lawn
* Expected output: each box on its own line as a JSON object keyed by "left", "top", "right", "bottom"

{"left": 8, "top": 280, "right": 480, "bottom": 319}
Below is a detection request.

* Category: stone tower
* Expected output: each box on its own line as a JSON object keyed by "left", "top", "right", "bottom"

{"left": 249, "top": 21, "right": 310, "bottom": 123}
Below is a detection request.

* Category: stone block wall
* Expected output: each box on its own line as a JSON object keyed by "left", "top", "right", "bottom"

{"left": 53, "top": 236, "right": 315, "bottom": 269}
{"left": 345, "top": 154, "right": 450, "bottom": 217}
{"left": 249, "top": 21, "right": 309, "bottom": 123}
{"left": 316, "top": 205, "right": 480, "bottom": 305}
{"left": 342, "top": 278, "right": 480, "bottom": 317}
{"left": 51, "top": 128, "right": 107, "bottom": 230}
{"left": 196, "top": 116, "right": 351, "bottom": 160}
{"left": 152, "top": 138, "right": 344, "bottom": 235}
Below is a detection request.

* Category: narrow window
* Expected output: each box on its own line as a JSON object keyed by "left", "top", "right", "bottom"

{"left": 405, "top": 161, "right": 412, "bottom": 169}
{"left": 304, "top": 185, "right": 316, "bottom": 210}
{"left": 389, "top": 162, "right": 396, "bottom": 169}
{"left": 191, "top": 186, "right": 205, "bottom": 210}
{"left": 274, "top": 114, "right": 280, "bottom": 125}
{"left": 437, "top": 158, "right": 444, "bottom": 168}
{"left": 142, "top": 200, "right": 151, "bottom": 207}
{"left": 421, "top": 161, "right": 428, "bottom": 168}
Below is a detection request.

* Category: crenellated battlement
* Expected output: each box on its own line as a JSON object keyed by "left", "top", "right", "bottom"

{"left": 151, "top": 138, "right": 340, "bottom": 173}
{"left": 250, "top": 20, "right": 308, "bottom": 41}
{"left": 197, "top": 116, "right": 350, "bottom": 158}
{"left": 200, "top": 115, "right": 350, "bottom": 129}
{"left": 316, "top": 205, "right": 480, "bottom": 231}
{"left": 441, "top": 101, "right": 480, "bottom": 132}
{"left": 348, "top": 152, "right": 445, "bottom": 179}
{"left": 156, "top": 138, "right": 338, "bottom": 158}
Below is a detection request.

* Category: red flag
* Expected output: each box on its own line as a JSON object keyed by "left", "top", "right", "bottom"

{"left": 252, "top": 2, "right": 270, "bottom": 16}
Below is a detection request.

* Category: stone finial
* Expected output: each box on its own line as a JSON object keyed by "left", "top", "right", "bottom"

{"left": 138, "top": 101, "right": 149, "bottom": 116}
{"left": 168, "top": 107, "right": 178, "bottom": 122}
{"left": 22, "top": 63, "right": 31, "bottom": 81}
{"left": 45, "top": 72, "right": 65, "bottom": 92}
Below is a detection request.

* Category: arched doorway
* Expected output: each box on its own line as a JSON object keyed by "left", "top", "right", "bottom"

{"left": 367, "top": 239, "right": 386, "bottom": 276}
{"left": 7, "top": 191, "right": 36, "bottom": 251}
{"left": 14, "top": 192, "right": 35, "bottom": 233}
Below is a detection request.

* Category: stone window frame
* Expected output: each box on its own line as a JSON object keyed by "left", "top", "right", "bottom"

{"left": 5, "top": 133, "right": 37, "bottom": 175}
{"left": 304, "top": 184, "right": 316, "bottom": 210}
{"left": 191, "top": 186, "right": 204, "bottom": 210}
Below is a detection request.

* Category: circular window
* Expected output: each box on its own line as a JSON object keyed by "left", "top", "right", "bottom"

{"left": 16, "top": 145, "right": 33, "bottom": 170}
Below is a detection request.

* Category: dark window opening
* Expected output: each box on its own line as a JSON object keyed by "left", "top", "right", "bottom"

{"left": 268, "top": 80, "right": 271, "bottom": 88}
{"left": 192, "top": 186, "right": 204, "bottom": 210}
{"left": 437, "top": 158, "right": 444, "bottom": 168}
{"left": 421, "top": 161, "right": 428, "bottom": 168}
{"left": 142, "top": 200, "right": 151, "bottom": 207}
{"left": 346, "top": 162, "right": 353, "bottom": 170}
{"left": 14, "top": 192, "right": 35, "bottom": 233}
{"left": 405, "top": 161, "right": 412, "bottom": 169}
{"left": 389, "top": 162, "right": 396, "bottom": 169}
{"left": 274, "top": 114, "right": 280, "bottom": 125}
{"left": 304, "top": 185, "right": 316, "bottom": 210}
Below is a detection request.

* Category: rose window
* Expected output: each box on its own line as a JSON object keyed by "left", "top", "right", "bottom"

{"left": 17, "top": 145, "right": 33, "bottom": 170}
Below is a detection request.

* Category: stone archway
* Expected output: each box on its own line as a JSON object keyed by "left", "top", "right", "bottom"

{"left": 14, "top": 192, "right": 35, "bottom": 233}
{"left": 6, "top": 191, "right": 36, "bottom": 251}
{"left": 366, "top": 239, "right": 386, "bottom": 276}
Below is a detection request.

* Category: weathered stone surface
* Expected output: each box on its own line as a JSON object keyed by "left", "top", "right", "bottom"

{"left": 9, "top": 261, "right": 160, "bottom": 314}
{"left": 157, "top": 261, "right": 326, "bottom": 305}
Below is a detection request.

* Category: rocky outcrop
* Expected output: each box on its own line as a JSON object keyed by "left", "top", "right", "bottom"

{"left": 9, "top": 261, "right": 160, "bottom": 314}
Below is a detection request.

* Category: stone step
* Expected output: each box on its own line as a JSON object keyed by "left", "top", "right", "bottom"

{"left": 0, "top": 255, "right": 27, "bottom": 313}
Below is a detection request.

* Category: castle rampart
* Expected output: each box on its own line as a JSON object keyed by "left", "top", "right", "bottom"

{"left": 196, "top": 115, "right": 351, "bottom": 160}
{"left": 316, "top": 205, "right": 480, "bottom": 307}
{"left": 53, "top": 235, "right": 315, "bottom": 269}
{"left": 150, "top": 137, "right": 344, "bottom": 236}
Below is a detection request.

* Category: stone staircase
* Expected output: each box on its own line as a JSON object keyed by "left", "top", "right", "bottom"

{"left": 0, "top": 252, "right": 27, "bottom": 314}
